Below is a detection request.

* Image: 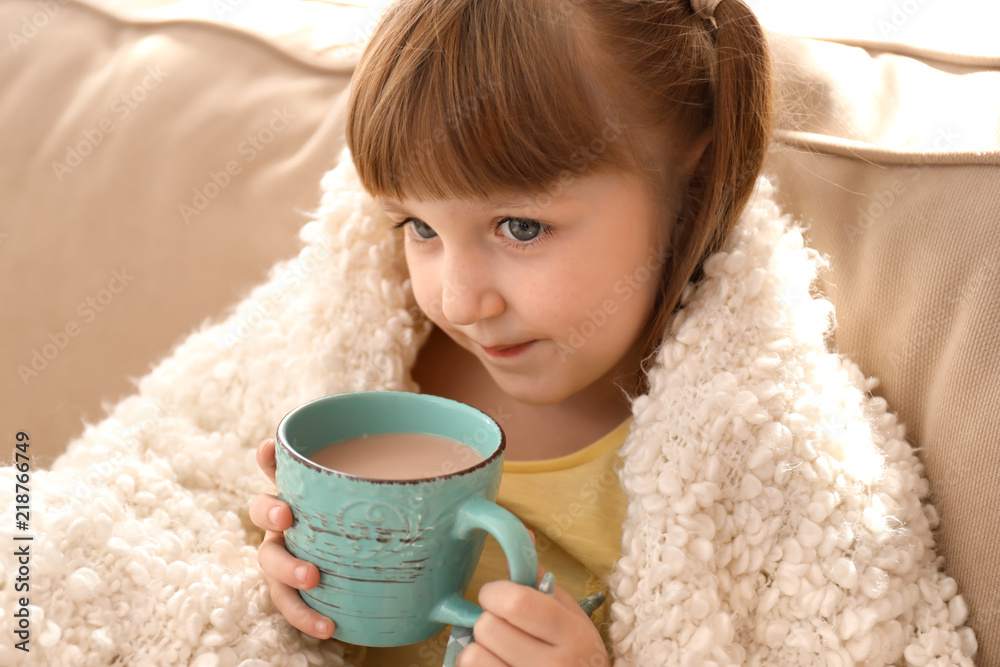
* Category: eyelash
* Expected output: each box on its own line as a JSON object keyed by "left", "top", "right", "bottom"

{"left": 391, "top": 217, "right": 554, "bottom": 252}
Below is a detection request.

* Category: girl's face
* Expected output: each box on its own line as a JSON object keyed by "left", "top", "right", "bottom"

{"left": 379, "top": 170, "right": 666, "bottom": 407}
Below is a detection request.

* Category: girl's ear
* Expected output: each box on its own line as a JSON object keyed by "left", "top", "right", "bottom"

{"left": 666, "top": 128, "right": 715, "bottom": 257}
{"left": 684, "top": 128, "right": 715, "bottom": 185}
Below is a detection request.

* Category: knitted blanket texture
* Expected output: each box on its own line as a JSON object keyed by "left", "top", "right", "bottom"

{"left": 0, "top": 148, "right": 977, "bottom": 666}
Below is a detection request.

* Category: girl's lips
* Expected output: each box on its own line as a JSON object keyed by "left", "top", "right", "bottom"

{"left": 481, "top": 340, "right": 536, "bottom": 358}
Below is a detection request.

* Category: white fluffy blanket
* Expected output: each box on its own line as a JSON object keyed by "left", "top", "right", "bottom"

{"left": 0, "top": 148, "right": 977, "bottom": 666}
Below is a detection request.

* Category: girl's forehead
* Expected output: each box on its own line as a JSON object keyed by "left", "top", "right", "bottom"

{"left": 378, "top": 193, "right": 537, "bottom": 213}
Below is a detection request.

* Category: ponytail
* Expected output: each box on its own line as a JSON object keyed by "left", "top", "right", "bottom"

{"left": 636, "top": 0, "right": 774, "bottom": 395}
{"left": 701, "top": 0, "right": 773, "bottom": 253}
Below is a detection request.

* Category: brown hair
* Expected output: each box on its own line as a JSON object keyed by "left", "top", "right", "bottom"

{"left": 346, "top": 0, "right": 773, "bottom": 397}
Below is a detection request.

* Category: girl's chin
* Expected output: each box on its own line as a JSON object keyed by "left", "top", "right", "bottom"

{"left": 484, "top": 370, "right": 577, "bottom": 407}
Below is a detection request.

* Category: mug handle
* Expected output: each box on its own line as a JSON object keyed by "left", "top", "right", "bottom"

{"left": 429, "top": 496, "right": 538, "bottom": 628}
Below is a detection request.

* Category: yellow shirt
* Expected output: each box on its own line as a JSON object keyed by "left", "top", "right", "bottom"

{"left": 361, "top": 417, "right": 631, "bottom": 667}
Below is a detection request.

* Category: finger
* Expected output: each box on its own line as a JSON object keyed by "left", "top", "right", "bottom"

{"left": 471, "top": 608, "right": 556, "bottom": 666}
{"left": 266, "top": 572, "right": 336, "bottom": 639}
{"left": 501, "top": 550, "right": 578, "bottom": 620}
{"left": 249, "top": 493, "right": 292, "bottom": 532}
{"left": 456, "top": 640, "right": 508, "bottom": 667}
{"left": 478, "top": 580, "right": 569, "bottom": 645}
{"left": 257, "top": 529, "right": 321, "bottom": 591}
{"left": 541, "top": 573, "right": 590, "bottom": 618}
{"left": 256, "top": 437, "right": 277, "bottom": 484}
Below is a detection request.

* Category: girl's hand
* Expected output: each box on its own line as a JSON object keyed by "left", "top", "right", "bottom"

{"left": 457, "top": 553, "right": 611, "bottom": 667}
{"left": 248, "top": 437, "right": 336, "bottom": 640}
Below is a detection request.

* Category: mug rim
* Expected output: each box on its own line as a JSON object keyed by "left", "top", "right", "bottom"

{"left": 275, "top": 390, "right": 506, "bottom": 485}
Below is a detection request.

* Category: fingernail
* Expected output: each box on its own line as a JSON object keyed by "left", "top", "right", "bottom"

{"left": 315, "top": 619, "right": 332, "bottom": 636}
{"left": 296, "top": 564, "right": 309, "bottom": 584}
{"left": 538, "top": 571, "right": 556, "bottom": 596}
{"left": 268, "top": 507, "right": 281, "bottom": 526}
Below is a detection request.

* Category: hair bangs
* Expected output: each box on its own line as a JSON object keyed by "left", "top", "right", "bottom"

{"left": 346, "top": 0, "right": 639, "bottom": 205}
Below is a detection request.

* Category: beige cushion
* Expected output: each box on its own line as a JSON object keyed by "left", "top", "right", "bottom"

{"left": 748, "top": 1, "right": 1000, "bottom": 57}
{"left": 0, "top": 0, "right": 354, "bottom": 466}
{"left": 765, "top": 32, "right": 1000, "bottom": 662}
{"left": 69, "top": 0, "right": 389, "bottom": 65}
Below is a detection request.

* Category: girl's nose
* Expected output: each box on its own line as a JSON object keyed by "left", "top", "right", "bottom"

{"left": 439, "top": 258, "right": 505, "bottom": 326}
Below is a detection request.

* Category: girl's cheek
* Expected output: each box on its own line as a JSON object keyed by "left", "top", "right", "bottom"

{"left": 408, "top": 270, "right": 443, "bottom": 321}
{"left": 404, "top": 253, "right": 430, "bottom": 301}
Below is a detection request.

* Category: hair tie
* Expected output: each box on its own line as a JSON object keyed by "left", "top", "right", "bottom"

{"left": 690, "top": 0, "right": 722, "bottom": 33}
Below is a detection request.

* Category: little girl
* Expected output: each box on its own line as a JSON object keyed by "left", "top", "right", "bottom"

{"left": 250, "top": 0, "right": 974, "bottom": 665}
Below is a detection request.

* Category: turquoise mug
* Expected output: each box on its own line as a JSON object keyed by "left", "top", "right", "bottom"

{"left": 274, "top": 391, "right": 539, "bottom": 647}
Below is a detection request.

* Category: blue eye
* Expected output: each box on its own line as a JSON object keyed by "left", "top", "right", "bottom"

{"left": 496, "top": 218, "right": 554, "bottom": 251}
{"left": 391, "top": 218, "right": 437, "bottom": 241}
{"left": 500, "top": 218, "right": 543, "bottom": 243}
{"left": 410, "top": 219, "right": 437, "bottom": 240}
{"left": 391, "top": 216, "right": 554, "bottom": 250}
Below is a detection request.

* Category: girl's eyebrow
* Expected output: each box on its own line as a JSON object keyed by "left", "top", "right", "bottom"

{"left": 377, "top": 200, "right": 410, "bottom": 215}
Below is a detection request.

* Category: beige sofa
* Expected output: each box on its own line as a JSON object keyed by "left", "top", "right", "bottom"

{"left": 2, "top": 0, "right": 997, "bottom": 661}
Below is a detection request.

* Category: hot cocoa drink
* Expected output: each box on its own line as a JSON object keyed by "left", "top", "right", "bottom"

{"left": 309, "top": 432, "right": 485, "bottom": 480}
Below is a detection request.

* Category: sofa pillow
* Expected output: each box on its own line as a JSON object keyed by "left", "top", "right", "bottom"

{"left": 765, "top": 32, "right": 1000, "bottom": 662}
{"left": 70, "top": 0, "right": 388, "bottom": 66}
{"left": 0, "top": 0, "right": 355, "bottom": 465}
